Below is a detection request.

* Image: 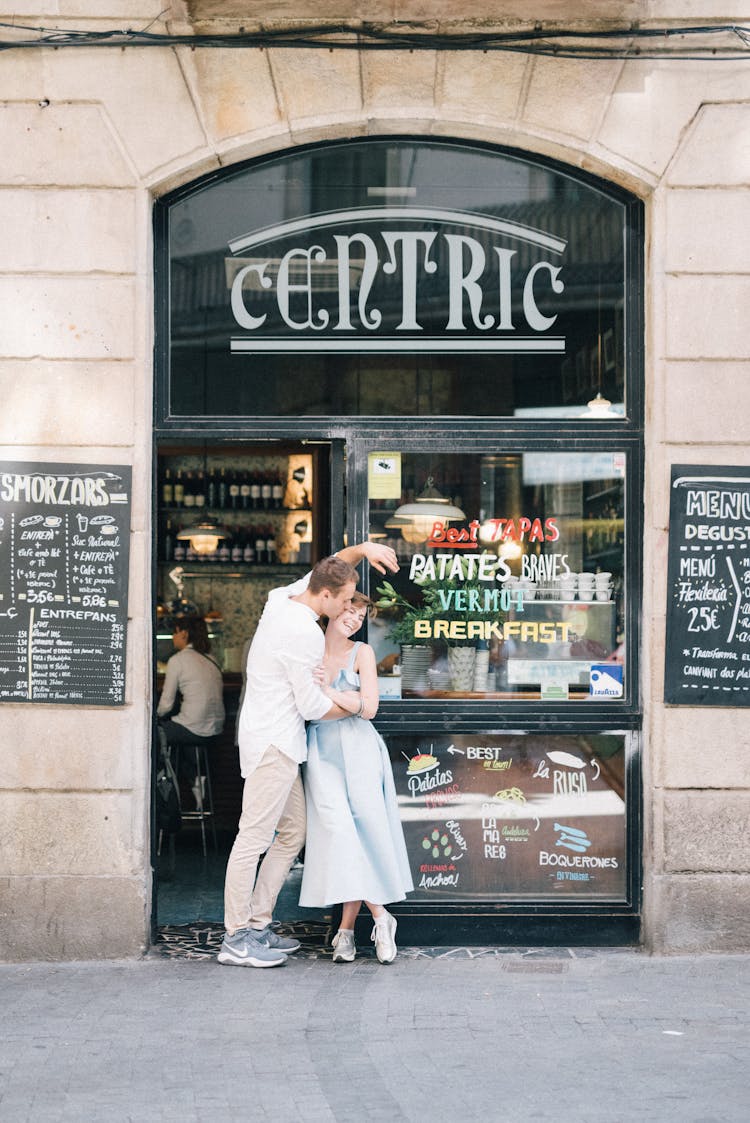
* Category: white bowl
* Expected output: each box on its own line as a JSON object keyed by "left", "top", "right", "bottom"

{"left": 578, "top": 588, "right": 595, "bottom": 601}
{"left": 595, "top": 589, "right": 611, "bottom": 601}
{"left": 595, "top": 572, "right": 612, "bottom": 583}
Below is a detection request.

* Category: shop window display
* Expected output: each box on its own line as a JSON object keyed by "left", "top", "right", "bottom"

{"left": 391, "top": 732, "right": 628, "bottom": 902}
{"left": 369, "top": 451, "right": 626, "bottom": 702}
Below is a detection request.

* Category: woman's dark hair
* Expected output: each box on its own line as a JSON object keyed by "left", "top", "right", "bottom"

{"left": 174, "top": 614, "right": 211, "bottom": 654}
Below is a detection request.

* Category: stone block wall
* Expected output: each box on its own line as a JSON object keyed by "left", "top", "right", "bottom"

{"left": 0, "top": 0, "right": 749, "bottom": 956}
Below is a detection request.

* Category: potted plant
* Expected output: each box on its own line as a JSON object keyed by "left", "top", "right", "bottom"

{"left": 374, "top": 580, "right": 435, "bottom": 693}
{"left": 376, "top": 561, "right": 501, "bottom": 692}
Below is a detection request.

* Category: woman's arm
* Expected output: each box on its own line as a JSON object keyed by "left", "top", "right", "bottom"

{"left": 156, "top": 653, "right": 180, "bottom": 718}
{"left": 353, "top": 643, "right": 379, "bottom": 720}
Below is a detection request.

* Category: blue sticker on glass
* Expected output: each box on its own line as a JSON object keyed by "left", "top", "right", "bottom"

{"left": 590, "top": 664, "right": 623, "bottom": 697}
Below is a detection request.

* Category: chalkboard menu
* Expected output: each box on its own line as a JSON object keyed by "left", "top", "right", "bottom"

{"left": 389, "top": 732, "right": 627, "bottom": 900}
{"left": 665, "top": 465, "right": 750, "bottom": 706}
{"left": 0, "top": 461, "right": 131, "bottom": 706}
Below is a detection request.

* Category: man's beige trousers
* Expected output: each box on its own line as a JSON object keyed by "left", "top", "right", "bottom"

{"left": 223, "top": 745, "right": 306, "bottom": 934}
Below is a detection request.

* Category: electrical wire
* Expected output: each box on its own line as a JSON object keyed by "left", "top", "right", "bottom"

{"left": 0, "top": 20, "right": 748, "bottom": 60}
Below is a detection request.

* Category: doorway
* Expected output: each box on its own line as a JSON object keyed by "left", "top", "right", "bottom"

{"left": 152, "top": 438, "right": 342, "bottom": 930}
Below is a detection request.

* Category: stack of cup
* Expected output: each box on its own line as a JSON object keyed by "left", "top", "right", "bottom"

{"left": 559, "top": 573, "right": 577, "bottom": 601}
{"left": 577, "top": 572, "right": 595, "bottom": 601}
{"left": 595, "top": 572, "right": 612, "bottom": 601}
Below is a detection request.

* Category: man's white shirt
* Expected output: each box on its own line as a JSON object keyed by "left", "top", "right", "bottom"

{"left": 236, "top": 572, "right": 331, "bottom": 777}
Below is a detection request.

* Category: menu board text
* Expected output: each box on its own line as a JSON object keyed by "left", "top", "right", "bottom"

{"left": 665, "top": 465, "right": 750, "bottom": 706}
{"left": 0, "top": 461, "right": 131, "bottom": 706}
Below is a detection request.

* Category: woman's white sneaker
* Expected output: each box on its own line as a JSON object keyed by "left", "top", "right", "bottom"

{"left": 372, "top": 912, "right": 397, "bottom": 963}
{"left": 331, "top": 929, "right": 356, "bottom": 962}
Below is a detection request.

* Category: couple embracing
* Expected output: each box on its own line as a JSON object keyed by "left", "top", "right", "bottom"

{"left": 218, "top": 541, "right": 413, "bottom": 969}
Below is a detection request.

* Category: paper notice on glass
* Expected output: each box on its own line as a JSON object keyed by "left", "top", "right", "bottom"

{"left": 541, "top": 679, "right": 570, "bottom": 701}
{"left": 368, "top": 452, "right": 402, "bottom": 499}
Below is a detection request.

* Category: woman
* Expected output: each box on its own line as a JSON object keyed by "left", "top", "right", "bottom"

{"left": 300, "top": 594, "right": 413, "bottom": 963}
{"left": 157, "top": 615, "right": 225, "bottom": 804}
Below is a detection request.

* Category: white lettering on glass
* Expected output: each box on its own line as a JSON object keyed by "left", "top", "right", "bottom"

{"left": 227, "top": 206, "right": 568, "bottom": 353}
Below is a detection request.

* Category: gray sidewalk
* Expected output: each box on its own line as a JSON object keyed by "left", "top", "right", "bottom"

{"left": 1, "top": 948, "right": 748, "bottom": 1123}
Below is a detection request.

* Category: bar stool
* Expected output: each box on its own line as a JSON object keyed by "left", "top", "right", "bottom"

{"left": 173, "top": 735, "right": 220, "bottom": 856}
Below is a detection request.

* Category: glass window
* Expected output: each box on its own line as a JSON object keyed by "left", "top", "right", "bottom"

{"left": 389, "top": 732, "right": 628, "bottom": 901}
{"left": 165, "top": 139, "right": 631, "bottom": 419}
{"left": 369, "top": 451, "right": 626, "bottom": 701}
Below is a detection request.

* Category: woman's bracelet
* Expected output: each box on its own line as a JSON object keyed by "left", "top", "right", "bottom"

{"left": 355, "top": 697, "right": 365, "bottom": 717}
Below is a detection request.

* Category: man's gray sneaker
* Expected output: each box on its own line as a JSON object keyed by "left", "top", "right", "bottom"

{"left": 217, "top": 928, "right": 288, "bottom": 968}
{"left": 251, "top": 925, "right": 301, "bottom": 953}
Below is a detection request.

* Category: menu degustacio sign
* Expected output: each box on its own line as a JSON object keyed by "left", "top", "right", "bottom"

{"left": 0, "top": 461, "right": 131, "bottom": 706}
{"left": 665, "top": 465, "right": 750, "bottom": 706}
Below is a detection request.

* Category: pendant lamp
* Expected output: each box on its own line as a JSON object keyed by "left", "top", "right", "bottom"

{"left": 583, "top": 391, "right": 619, "bottom": 418}
{"left": 177, "top": 516, "right": 229, "bottom": 556}
{"left": 385, "top": 477, "right": 466, "bottom": 545}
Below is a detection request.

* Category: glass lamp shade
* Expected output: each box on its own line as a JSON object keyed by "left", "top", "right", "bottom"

{"left": 176, "top": 518, "right": 228, "bottom": 555}
{"left": 399, "top": 518, "right": 441, "bottom": 545}
{"left": 583, "top": 392, "right": 618, "bottom": 418}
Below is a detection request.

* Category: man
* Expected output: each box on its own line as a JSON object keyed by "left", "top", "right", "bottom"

{"left": 218, "top": 540, "right": 398, "bottom": 968}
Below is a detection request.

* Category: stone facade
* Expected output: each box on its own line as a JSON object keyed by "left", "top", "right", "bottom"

{"left": 1, "top": 1, "right": 749, "bottom": 958}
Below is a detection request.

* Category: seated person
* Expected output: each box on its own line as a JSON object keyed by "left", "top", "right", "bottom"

{"left": 157, "top": 615, "right": 225, "bottom": 805}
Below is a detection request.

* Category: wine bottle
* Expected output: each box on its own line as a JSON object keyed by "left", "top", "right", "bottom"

{"left": 218, "top": 467, "right": 228, "bottom": 509}
{"left": 162, "top": 468, "right": 174, "bottom": 507}
{"left": 229, "top": 470, "right": 240, "bottom": 510}
{"left": 194, "top": 470, "right": 206, "bottom": 509}
{"left": 173, "top": 469, "right": 185, "bottom": 508}
{"left": 163, "top": 518, "right": 174, "bottom": 562}
{"left": 240, "top": 469, "right": 251, "bottom": 510}
{"left": 183, "top": 471, "right": 196, "bottom": 509}
{"left": 261, "top": 473, "right": 272, "bottom": 510}
{"left": 250, "top": 473, "right": 261, "bottom": 510}
{"left": 243, "top": 532, "right": 255, "bottom": 564}
{"left": 218, "top": 530, "right": 231, "bottom": 563}
{"left": 206, "top": 469, "right": 217, "bottom": 509}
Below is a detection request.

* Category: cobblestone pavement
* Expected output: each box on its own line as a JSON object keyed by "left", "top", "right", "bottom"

{"left": 0, "top": 947, "right": 748, "bottom": 1122}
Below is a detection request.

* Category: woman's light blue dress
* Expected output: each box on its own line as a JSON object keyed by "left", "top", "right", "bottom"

{"left": 300, "top": 643, "right": 414, "bottom": 907}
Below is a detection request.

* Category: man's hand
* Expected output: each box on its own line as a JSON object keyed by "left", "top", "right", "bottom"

{"left": 337, "top": 540, "right": 399, "bottom": 575}
{"left": 361, "top": 540, "right": 399, "bottom": 574}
